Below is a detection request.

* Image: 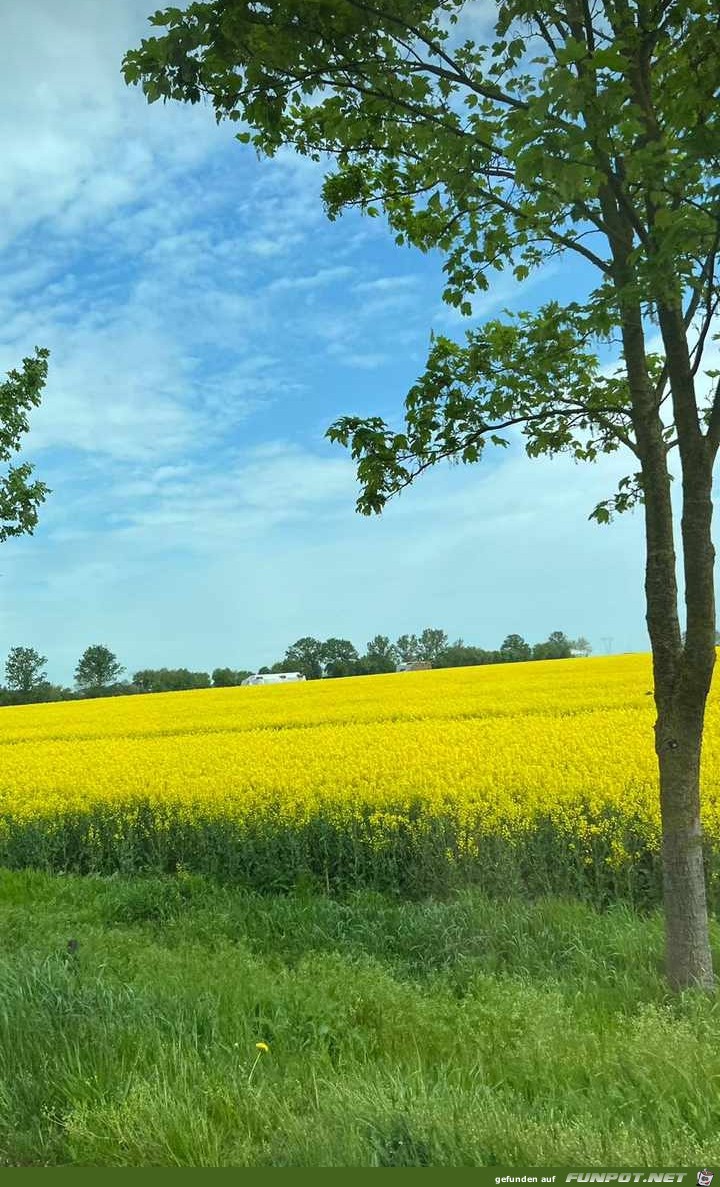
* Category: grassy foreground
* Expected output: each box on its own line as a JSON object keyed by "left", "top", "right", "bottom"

{"left": 0, "top": 869, "right": 719, "bottom": 1166}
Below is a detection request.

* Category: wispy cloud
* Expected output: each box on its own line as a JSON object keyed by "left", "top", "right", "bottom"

{"left": 268, "top": 266, "right": 355, "bottom": 293}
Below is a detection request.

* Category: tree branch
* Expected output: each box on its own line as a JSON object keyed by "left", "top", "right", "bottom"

{"left": 706, "top": 376, "right": 720, "bottom": 455}
{"left": 343, "top": 0, "right": 531, "bottom": 111}
{"left": 474, "top": 184, "right": 611, "bottom": 273}
{"left": 683, "top": 223, "right": 720, "bottom": 332}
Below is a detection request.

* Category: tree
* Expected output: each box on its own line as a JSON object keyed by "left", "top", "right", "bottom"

{"left": 0, "top": 348, "right": 51, "bottom": 542}
{"left": 394, "top": 634, "right": 420, "bottom": 664}
{"left": 133, "top": 669, "right": 157, "bottom": 693}
{"left": 32, "top": 681, "right": 74, "bottom": 703}
{"left": 132, "top": 667, "right": 212, "bottom": 692}
{"left": 270, "top": 660, "right": 298, "bottom": 674}
{"left": 435, "top": 642, "right": 497, "bottom": 668}
{"left": 75, "top": 645, "right": 125, "bottom": 694}
{"left": 359, "top": 634, "right": 398, "bottom": 675}
{"left": 212, "top": 667, "right": 253, "bottom": 687}
{"left": 500, "top": 634, "right": 532, "bottom": 663}
{"left": 283, "top": 637, "right": 324, "bottom": 681}
{"left": 124, "top": 1, "right": 720, "bottom": 988}
{"left": 533, "top": 631, "right": 574, "bottom": 661}
{"left": 0, "top": 355, "right": 51, "bottom": 698}
{"left": 417, "top": 627, "right": 449, "bottom": 665}
{"left": 320, "top": 637, "right": 360, "bottom": 678}
{"left": 5, "top": 646, "right": 47, "bottom": 694}
{"left": 571, "top": 637, "right": 593, "bottom": 658}
{"left": 682, "top": 631, "right": 720, "bottom": 646}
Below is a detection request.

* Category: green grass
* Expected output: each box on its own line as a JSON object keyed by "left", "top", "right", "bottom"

{"left": 0, "top": 867, "right": 718, "bottom": 1166}
{"left": 0, "top": 800, "right": 676, "bottom": 907}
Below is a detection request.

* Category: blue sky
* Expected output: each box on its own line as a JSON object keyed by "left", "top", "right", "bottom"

{"left": 0, "top": 0, "right": 655, "bottom": 685}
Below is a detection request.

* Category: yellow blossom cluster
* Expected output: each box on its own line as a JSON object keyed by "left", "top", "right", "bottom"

{"left": 0, "top": 653, "right": 718, "bottom": 894}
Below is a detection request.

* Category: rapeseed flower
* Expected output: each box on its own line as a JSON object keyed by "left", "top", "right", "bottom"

{"left": 0, "top": 653, "right": 716, "bottom": 896}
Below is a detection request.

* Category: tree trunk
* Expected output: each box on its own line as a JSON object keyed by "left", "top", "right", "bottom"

{"left": 656, "top": 707, "right": 714, "bottom": 989}
{"left": 642, "top": 436, "right": 716, "bottom": 990}
{"left": 641, "top": 462, "right": 715, "bottom": 989}
{"left": 620, "top": 287, "right": 716, "bottom": 990}
{"left": 652, "top": 304, "right": 717, "bottom": 990}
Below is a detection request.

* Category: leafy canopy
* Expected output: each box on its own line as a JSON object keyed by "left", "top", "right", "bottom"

{"left": 5, "top": 646, "right": 48, "bottom": 693}
{"left": 75, "top": 645, "right": 125, "bottom": 692}
{"left": 0, "top": 349, "right": 51, "bottom": 540}
{"left": 282, "top": 636, "right": 325, "bottom": 679}
{"left": 123, "top": 0, "right": 720, "bottom": 517}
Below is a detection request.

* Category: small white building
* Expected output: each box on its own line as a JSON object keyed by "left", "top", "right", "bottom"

{"left": 396, "top": 661, "right": 433, "bottom": 673}
{"left": 240, "top": 672, "right": 307, "bottom": 686}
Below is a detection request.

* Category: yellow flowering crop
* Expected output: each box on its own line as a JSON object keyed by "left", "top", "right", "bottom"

{"left": 0, "top": 653, "right": 718, "bottom": 902}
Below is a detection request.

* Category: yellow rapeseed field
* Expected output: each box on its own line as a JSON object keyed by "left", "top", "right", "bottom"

{"left": 0, "top": 653, "right": 718, "bottom": 899}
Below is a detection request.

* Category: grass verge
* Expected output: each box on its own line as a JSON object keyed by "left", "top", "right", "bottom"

{"left": 0, "top": 867, "right": 718, "bottom": 1166}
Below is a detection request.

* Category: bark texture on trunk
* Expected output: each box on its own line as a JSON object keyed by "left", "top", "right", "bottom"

{"left": 620, "top": 286, "right": 715, "bottom": 990}
{"left": 636, "top": 425, "right": 715, "bottom": 990}
{"left": 643, "top": 449, "right": 715, "bottom": 990}
{"left": 650, "top": 301, "right": 716, "bottom": 991}
{"left": 656, "top": 709, "right": 713, "bottom": 989}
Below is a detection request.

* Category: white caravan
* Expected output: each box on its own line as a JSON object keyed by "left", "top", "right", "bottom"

{"left": 240, "top": 672, "right": 307, "bottom": 686}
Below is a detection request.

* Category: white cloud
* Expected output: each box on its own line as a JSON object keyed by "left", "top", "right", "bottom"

{"left": 0, "top": 6, "right": 343, "bottom": 467}
{"left": 0, "top": 0, "right": 222, "bottom": 249}
{"left": 268, "top": 266, "right": 354, "bottom": 293}
{"left": 26, "top": 323, "right": 206, "bottom": 461}
{"left": 353, "top": 276, "right": 418, "bottom": 295}
{"left": 326, "top": 349, "right": 390, "bottom": 369}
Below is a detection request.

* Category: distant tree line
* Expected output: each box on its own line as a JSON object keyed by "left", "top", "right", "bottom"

{"left": 0, "top": 645, "right": 249, "bottom": 706}
{"left": 257, "top": 629, "right": 591, "bottom": 681}
{"left": 0, "top": 629, "right": 590, "bottom": 707}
